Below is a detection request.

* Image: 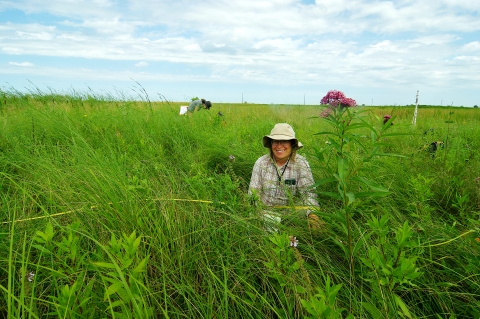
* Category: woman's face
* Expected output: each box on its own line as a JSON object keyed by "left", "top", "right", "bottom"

{"left": 271, "top": 140, "right": 292, "bottom": 163}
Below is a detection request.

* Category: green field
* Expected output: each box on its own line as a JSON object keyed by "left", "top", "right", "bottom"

{"left": 1, "top": 90, "right": 479, "bottom": 318}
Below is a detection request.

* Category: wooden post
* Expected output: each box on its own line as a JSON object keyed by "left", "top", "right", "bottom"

{"left": 412, "top": 90, "right": 419, "bottom": 126}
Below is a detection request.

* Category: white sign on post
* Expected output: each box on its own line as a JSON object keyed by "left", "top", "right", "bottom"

{"left": 179, "top": 106, "right": 188, "bottom": 115}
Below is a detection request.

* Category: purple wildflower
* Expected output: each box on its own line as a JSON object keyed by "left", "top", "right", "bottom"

{"left": 320, "top": 90, "right": 356, "bottom": 118}
{"left": 383, "top": 115, "right": 393, "bottom": 125}
{"left": 320, "top": 90, "right": 357, "bottom": 108}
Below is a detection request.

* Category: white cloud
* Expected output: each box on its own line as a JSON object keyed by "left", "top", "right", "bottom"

{"left": 462, "top": 41, "right": 480, "bottom": 52}
{"left": 442, "top": 0, "right": 480, "bottom": 11}
{"left": 411, "top": 34, "right": 459, "bottom": 45}
{"left": 62, "top": 17, "right": 142, "bottom": 35}
{"left": 253, "top": 38, "right": 302, "bottom": 51}
{"left": 1, "top": 0, "right": 116, "bottom": 19}
{"left": 16, "top": 30, "right": 54, "bottom": 40}
{"left": 9, "top": 61, "right": 34, "bottom": 67}
{"left": 454, "top": 55, "right": 480, "bottom": 61}
{"left": 0, "top": 0, "right": 479, "bottom": 105}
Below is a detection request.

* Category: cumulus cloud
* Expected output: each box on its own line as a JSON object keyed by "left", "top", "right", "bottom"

{"left": 463, "top": 41, "right": 480, "bottom": 52}
{"left": 0, "top": 0, "right": 479, "bottom": 105}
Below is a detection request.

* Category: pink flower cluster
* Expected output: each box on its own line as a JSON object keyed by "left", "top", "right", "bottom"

{"left": 320, "top": 90, "right": 357, "bottom": 108}
{"left": 383, "top": 115, "right": 393, "bottom": 125}
{"left": 319, "top": 90, "right": 356, "bottom": 118}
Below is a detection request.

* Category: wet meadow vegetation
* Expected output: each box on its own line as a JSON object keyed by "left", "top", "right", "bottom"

{"left": 1, "top": 88, "right": 479, "bottom": 318}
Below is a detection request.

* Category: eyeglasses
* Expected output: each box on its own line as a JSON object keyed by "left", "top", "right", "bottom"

{"left": 271, "top": 140, "right": 291, "bottom": 146}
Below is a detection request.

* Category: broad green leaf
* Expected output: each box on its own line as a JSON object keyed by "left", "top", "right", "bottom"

{"left": 345, "top": 123, "right": 371, "bottom": 131}
{"left": 362, "top": 302, "right": 384, "bottom": 319}
{"left": 121, "top": 258, "right": 133, "bottom": 270}
{"left": 78, "top": 297, "right": 92, "bottom": 308}
{"left": 104, "top": 282, "right": 124, "bottom": 299}
{"left": 92, "top": 262, "right": 116, "bottom": 269}
{"left": 327, "top": 137, "right": 342, "bottom": 151}
{"left": 357, "top": 117, "right": 377, "bottom": 130}
{"left": 45, "top": 222, "right": 54, "bottom": 238}
{"left": 126, "top": 230, "right": 137, "bottom": 243}
{"left": 132, "top": 256, "right": 149, "bottom": 274}
{"left": 34, "top": 231, "right": 48, "bottom": 242}
{"left": 316, "top": 211, "right": 344, "bottom": 223}
{"left": 337, "top": 157, "right": 346, "bottom": 182}
{"left": 346, "top": 192, "right": 355, "bottom": 206}
{"left": 312, "top": 177, "right": 337, "bottom": 187}
{"left": 354, "top": 191, "right": 391, "bottom": 198}
{"left": 109, "top": 233, "right": 118, "bottom": 247}
{"left": 320, "top": 308, "right": 332, "bottom": 317}
{"left": 132, "top": 236, "right": 141, "bottom": 252}
{"left": 319, "top": 191, "right": 342, "bottom": 200}
{"left": 350, "top": 177, "right": 389, "bottom": 192}
{"left": 106, "top": 299, "right": 125, "bottom": 310}
{"left": 394, "top": 294, "right": 413, "bottom": 319}
{"left": 295, "top": 285, "right": 306, "bottom": 294}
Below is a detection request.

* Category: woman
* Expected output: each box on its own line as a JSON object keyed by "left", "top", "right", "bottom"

{"left": 187, "top": 98, "right": 212, "bottom": 113}
{"left": 248, "top": 123, "right": 321, "bottom": 231}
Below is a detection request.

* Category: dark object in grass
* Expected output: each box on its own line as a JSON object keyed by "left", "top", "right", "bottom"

{"left": 428, "top": 141, "right": 444, "bottom": 153}
{"left": 383, "top": 115, "right": 393, "bottom": 125}
{"left": 424, "top": 141, "right": 444, "bottom": 158}
{"left": 217, "top": 111, "right": 223, "bottom": 116}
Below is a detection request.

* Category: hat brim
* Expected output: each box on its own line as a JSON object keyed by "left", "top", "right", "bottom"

{"left": 263, "top": 135, "right": 303, "bottom": 149}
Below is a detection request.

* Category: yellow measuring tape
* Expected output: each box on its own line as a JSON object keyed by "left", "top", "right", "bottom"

{"left": 1, "top": 198, "right": 315, "bottom": 225}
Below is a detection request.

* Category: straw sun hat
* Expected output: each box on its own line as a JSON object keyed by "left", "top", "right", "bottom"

{"left": 262, "top": 123, "right": 303, "bottom": 149}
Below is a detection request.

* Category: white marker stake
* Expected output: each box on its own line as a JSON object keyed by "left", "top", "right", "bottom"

{"left": 412, "top": 90, "right": 419, "bottom": 126}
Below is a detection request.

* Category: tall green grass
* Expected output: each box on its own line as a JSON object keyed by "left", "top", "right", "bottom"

{"left": 1, "top": 88, "right": 479, "bottom": 318}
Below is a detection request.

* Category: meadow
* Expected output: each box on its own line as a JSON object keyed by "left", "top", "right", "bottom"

{"left": 0, "top": 89, "right": 479, "bottom": 318}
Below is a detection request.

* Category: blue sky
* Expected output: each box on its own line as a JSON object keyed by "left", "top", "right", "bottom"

{"left": 1, "top": 0, "right": 479, "bottom": 106}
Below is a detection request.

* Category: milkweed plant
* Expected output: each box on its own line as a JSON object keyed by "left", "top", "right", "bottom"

{"left": 312, "top": 90, "right": 422, "bottom": 316}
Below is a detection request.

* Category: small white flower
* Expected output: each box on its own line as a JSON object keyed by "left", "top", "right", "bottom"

{"left": 27, "top": 272, "right": 35, "bottom": 282}
{"left": 289, "top": 236, "right": 298, "bottom": 248}
{"left": 229, "top": 155, "right": 235, "bottom": 162}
